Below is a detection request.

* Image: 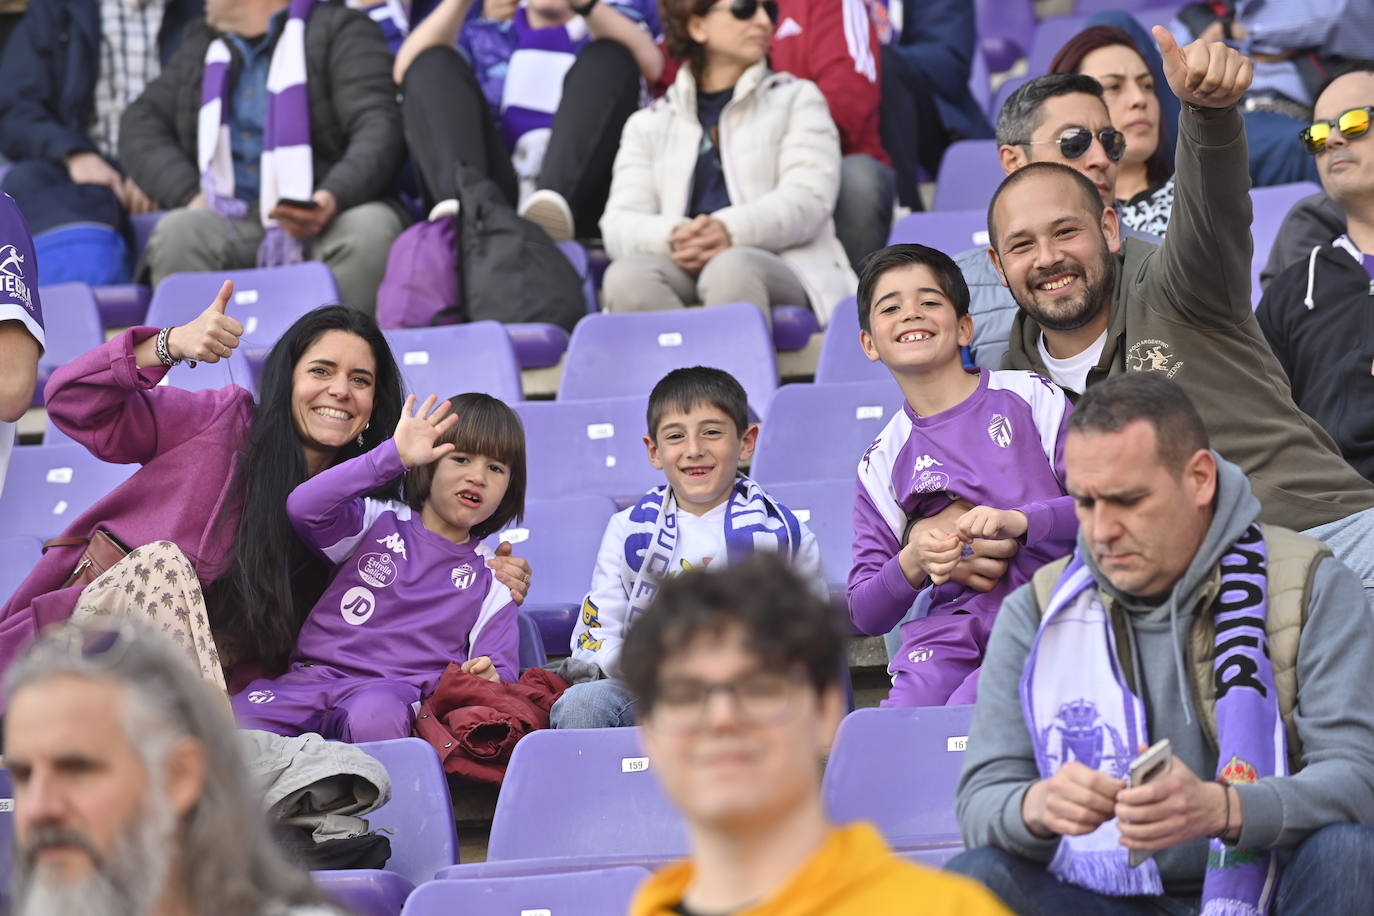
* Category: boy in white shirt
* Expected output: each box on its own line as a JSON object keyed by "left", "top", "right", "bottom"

{"left": 554, "top": 366, "right": 824, "bottom": 729}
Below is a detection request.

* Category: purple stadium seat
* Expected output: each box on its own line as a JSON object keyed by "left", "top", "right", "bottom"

{"left": 752, "top": 382, "right": 904, "bottom": 485}
{"left": 145, "top": 263, "right": 339, "bottom": 372}
{"left": 557, "top": 303, "right": 778, "bottom": 420}
{"left": 484, "top": 495, "right": 618, "bottom": 653}
{"left": 772, "top": 304, "right": 820, "bottom": 351}
{"left": 159, "top": 351, "right": 258, "bottom": 398}
{"left": 0, "top": 536, "right": 42, "bottom": 606}
{"left": 355, "top": 737, "right": 460, "bottom": 884}
{"left": 129, "top": 211, "right": 163, "bottom": 262}
{"left": 823, "top": 705, "right": 974, "bottom": 863}
{"left": 92, "top": 283, "right": 151, "bottom": 329}
{"left": 313, "top": 870, "right": 414, "bottom": 916}
{"left": 815, "top": 296, "right": 888, "bottom": 384}
{"left": 1251, "top": 181, "right": 1323, "bottom": 306}
{"left": 969, "top": 42, "right": 992, "bottom": 114}
{"left": 753, "top": 479, "right": 854, "bottom": 598}
{"left": 516, "top": 607, "right": 547, "bottom": 670}
{"left": 932, "top": 140, "right": 1004, "bottom": 212}
{"left": 556, "top": 239, "right": 597, "bottom": 315}
{"left": 0, "top": 768, "right": 12, "bottom": 910}
{"left": 513, "top": 397, "right": 663, "bottom": 505}
{"left": 1131, "top": 5, "right": 1178, "bottom": 32}
{"left": 401, "top": 867, "right": 650, "bottom": 916}
{"left": 505, "top": 322, "right": 571, "bottom": 370}
{"left": 887, "top": 209, "right": 991, "bottom": 251}
{"left": 1026, "top": 14, "right": 1088, "bottom": 77}
{"left": 988, "top": 74, "right": 1028, "bottom": 120}
{"left": 1074, "top": 0, "right": 1151, "bottom": 14}
{"left": 976, "top": 0, "right": 1035, "bottom": 73}
{"left": 33, "top": 283, "right": 104, "bottom": 405}
{"left": 483, "top": 726, "right": 689, "bottom": 867}
{"left": 383, "top": 323, "right": 523, "bottom": 404}
{"left": 0, "top": 443, "right": 138, "bottom": 539}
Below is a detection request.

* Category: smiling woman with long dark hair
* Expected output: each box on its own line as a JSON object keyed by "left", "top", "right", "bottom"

{"left": 0, "top": 291, "right": 408, "bottom": 683}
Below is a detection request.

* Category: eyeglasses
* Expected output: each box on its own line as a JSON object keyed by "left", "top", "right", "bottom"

{"left": 708, "top": 0, "right": 779, "bottom": 23}
{"left": 650, "top": 671, "right": 803, "bottom": 731}
{"left": 1300, "top": 106, "right": 1374, "bottom": 154}
{"left": 1019, "top": 127, "right": 1126, "bottom": 163}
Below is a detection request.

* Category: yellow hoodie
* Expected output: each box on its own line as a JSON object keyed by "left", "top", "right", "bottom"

{"left": 629, "top": 822, "right": 1010, "bottom": 916}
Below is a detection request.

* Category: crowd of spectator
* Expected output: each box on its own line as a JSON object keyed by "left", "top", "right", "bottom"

{"left": 3, "top": 0, "right": 1374, "bottom": 913}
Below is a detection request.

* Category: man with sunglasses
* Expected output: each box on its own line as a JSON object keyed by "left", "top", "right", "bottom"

{"left": 1258, "top": 69, "right": 1374, "bottom": 485}
{"left": 623, "top": 555, "right": 1010, "bottom": 916}
{"left": 986, "top": 29, "right": 1374, "bottom": 608}
{"left": 958, "top": 72, "right": 1158, "bottom": 373}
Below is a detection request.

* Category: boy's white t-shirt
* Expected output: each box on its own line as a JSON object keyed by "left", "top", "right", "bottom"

{"left": 569, "top": 495, "right": 823, "bottom": 677}
{"left": 1036, "top": 328, "right": 1108, "bottom": 394}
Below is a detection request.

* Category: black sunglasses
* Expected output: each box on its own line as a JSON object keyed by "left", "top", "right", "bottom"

{"left": 1019, "top": 127, "right": 1126, "bottom": 163}
{"left": 710, "top": 0, "right": 779, "bottom": 22}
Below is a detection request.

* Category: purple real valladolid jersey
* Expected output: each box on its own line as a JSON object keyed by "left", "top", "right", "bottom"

{"left": 849, "top": 369, "right": 1078, "bottom": 635}
{"left": 0, "top": 191, "right": 44, "bottom": 348}
{"left": 287, "top": 439, "right": 518, "bottom": 687}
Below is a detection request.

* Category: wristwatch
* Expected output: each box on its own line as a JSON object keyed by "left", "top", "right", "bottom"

{"left": 571, "top": 0, "right": 599, "bottom": 15}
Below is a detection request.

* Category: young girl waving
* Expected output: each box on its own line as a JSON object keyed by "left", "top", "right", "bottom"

{"left": 231, "top": 393, "right": 527, "bottom": 742}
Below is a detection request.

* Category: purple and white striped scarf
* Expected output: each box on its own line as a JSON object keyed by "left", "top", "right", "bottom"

{"left": 621, "top": 476, "right": 803, "bottom": 626}
{"left": 1021, "top": 525, "right": 1285, "bottom": 914}
{"left": 197, "top": 0, "right": 316, "bottom": 267}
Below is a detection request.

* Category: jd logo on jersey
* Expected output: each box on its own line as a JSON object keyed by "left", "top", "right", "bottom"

{"left": 340, "top": 585, "right": 376, "bottom": 625}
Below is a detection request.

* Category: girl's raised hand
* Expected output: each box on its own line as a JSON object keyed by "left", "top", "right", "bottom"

{"left": 394, "top": 394, "right": 459, "bottom": 468}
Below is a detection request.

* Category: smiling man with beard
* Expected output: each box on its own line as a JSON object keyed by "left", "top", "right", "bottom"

{"left": 985, "top": 28, "right": 1374, "bottom": 604}
{"left": 3, "top": 621, "right": 340, "bottom": 916}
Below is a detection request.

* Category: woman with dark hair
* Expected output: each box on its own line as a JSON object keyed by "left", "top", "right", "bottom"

{"left": 1051, "top": 22, "right": 1176, "bottom": 237}
{"left": 599, "top": 0, "right": 856, "bottom": 327}
{"left": 0, "top": 285, "right": 532, "bottom": 687}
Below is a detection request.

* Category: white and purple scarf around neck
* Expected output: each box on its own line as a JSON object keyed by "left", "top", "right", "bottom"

{"left": 197, "top": 0, "right": 316, "bottom": 267}
{"left": 1020, "top": 524, "right": 1285, "bottom": 915}
{"left": 621, "top": 476, "right": 803, "bottom": 625}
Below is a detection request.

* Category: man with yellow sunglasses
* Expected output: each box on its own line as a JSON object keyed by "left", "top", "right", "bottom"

{"left": 1258, "top": 68, "right": 1374, "bottom": 485}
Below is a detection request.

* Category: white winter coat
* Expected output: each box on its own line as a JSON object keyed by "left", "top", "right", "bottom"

{"left": 599, "top": 61, "right": 858, "bottom": 326}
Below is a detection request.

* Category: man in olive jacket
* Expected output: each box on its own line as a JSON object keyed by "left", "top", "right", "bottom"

{"left": 119, "top": 0, "right": 405, "bottom": 313}
{"left": 986, "top": 28, "right": 1374, "bottom": 600}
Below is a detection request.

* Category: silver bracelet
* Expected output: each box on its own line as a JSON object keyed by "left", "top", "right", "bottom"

{"left": 154, "top": 327, "right": 195, "bottom": 369}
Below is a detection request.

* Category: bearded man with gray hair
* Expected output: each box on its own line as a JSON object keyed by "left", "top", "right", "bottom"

{"left": 3, "top": 620, "right": 340, "bottom": 916}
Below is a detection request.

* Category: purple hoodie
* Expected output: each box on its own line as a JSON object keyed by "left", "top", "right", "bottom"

{"left": 0, "top": 328, "right": 252, "bottom": 677}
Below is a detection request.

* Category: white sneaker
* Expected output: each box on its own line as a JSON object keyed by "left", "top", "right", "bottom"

{"left": 428, "top": 198, "right": 460, "bottom": 221}
{"left": 519, "top": 189, "right": 575, "bottom": 242}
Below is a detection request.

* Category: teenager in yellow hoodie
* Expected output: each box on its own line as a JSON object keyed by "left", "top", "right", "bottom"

{"left": 618, "top": 552, "right": 1009, "bottom": 916}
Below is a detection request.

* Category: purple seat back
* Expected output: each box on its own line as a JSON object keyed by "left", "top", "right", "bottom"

{"left": 823, "top": 705, "right": 974, "bottom": 850}
{"left": 0, "top": 444, "right": 138, "bottom": 539}
{"left": 751, "top": 382, "right": 905, "bottom": 485}
{"left": 887, "top": 209, "right": 991, "bottom": 252}
{"left": 1131, "top": 5, "right": 1178, "bottom": 31}
{"left": 383, "top": 323, "right": 523, "bottom": 404}
{"left": 932, "top": 140, "right": 1005, "bottom": 212}
{"left": 771, "top": 304, "right": 820, "bottom": 351}
{"left": 988, "top": 74, "right": 1028, "bottom": 120}
{"left": 161, "top": 352, "right": 258, "bottom": 398}
{"left": 129, "top": 211, "right": 164, "bottom": 262}
{"left": 313, "top": 869, "right": 414, "bottom": 916}
{"left": 0, "top": 768, "right": 12, "bottom": 908}
{"left": 355, "top": 738, "right": 459, "bottom": 885}
{"left": 91, "top": 283, "right": 151, "bottom": 329}
{"left": 486, "top": 727, "right": 689, "bottom": 863}
{"left": 516, "top": 607, "right": 547, "bottom": 670}
{"left": 976, "top": 0, "right": 1035, "bottom": 71}
{"left": 505, "top": 322, "right": 571, "bottom": 370}
{"left": 754, "top": 479, "right": 855, "bottom": 597}
{"left": 1250, "top": 181, "right": 1323, "bottom": 306}
{"left": 815, "top": 296, "right": 888, "bottom": 384}
{"left": 1026, "top": 14, "right": 1088, "bottom": 76}
{"left": 401, "top": 868, "right": 651, "bottom": 915}
{"left": 558, "top": 303, "right": 778, "bottom": 420}
{"left": 34, "top": 283, "right": 104, "bottom": 403}
{"left": 145, "top": 263, "right": 339, "bottom": 371}
{"left": 555, "top": 240, "right": 598, "bottom": 314}
{"left": 513, "top": 397, "right": 663, "bottom": 504}
{"left": 484, "top": 495, "right": 618, "bottom": 652}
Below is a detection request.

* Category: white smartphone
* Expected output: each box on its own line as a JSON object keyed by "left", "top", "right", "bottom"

{"left": 1126, "top": 738, "right": 1172, "bottom": 867}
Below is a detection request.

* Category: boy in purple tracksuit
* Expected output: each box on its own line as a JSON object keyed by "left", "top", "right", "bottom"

{"left": 848, "top": 245, "right": 1077, "bottom": 707}
{"left": 231, "top": 392, "right": 527, "bottom": 742}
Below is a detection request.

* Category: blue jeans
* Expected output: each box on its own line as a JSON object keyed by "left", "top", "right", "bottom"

{"left": 1303, "top": 506, "right": 1374, "bottom": 606}
{"left": 834, "top": 153, "right": 896, "bottom": 271}
{"left": 947, "top": 824, "right": 1374, "bottom": 915}
{"left": 549, "top": 679, "right": 637, "bottom": 729}
{"left": 1244, "top": 109, "right": 1319, "bottom": 188}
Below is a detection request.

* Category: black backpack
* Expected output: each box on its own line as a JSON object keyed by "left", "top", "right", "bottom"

{"left": 435, "top": 161, "right": 586, "bottom": 331}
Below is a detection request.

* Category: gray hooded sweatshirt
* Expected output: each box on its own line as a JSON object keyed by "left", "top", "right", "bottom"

{"left": 956, "top": 455, "right": 1374, "bottom": 894}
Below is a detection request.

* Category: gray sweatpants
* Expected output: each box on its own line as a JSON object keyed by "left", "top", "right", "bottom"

{"left": 601, "top": 246, "right": 809, "bottom": 325}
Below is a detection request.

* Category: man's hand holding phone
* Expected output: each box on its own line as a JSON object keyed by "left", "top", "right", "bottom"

{"left": 1116, "top": 740, "right": 1235, "bottom": 862}
{"left": 269, "top": 189, "right": 337, "bottom": 240}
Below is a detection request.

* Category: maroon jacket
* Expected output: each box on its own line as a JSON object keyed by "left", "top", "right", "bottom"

{"left": 414, "top": 665, "right": 571, "bottom": 784}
